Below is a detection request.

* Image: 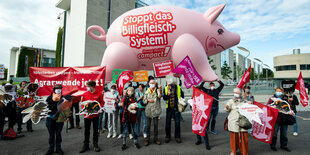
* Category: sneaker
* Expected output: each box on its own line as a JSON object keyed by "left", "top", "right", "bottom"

{"left": 112, "top": 132, "right": 117, "bottom": 138}
{"left": 154, "top": 140, "right": 161, "bottom": 145}
{"left": 93, "top": 144, "right": 100, "bottom": 152}
{"left": 55, "top": 148, "right": 64, "bottom": 155}
{"left": 270, "top": 146, "right": 277, "bottom": 151}
{"left": 195, "top": 141, "right": 202, "bottom": 145}
{"left": 280, "top": 147, "right": 291, "bottom": 152}
{"left": 118, "top": 134, "right": 123, "bottom": 139}
{"left": 45, "top": 150, "right": 54, "bottom": 155}
{"left": 17, "top": 130, "right": 22, "bottom": 134}
{"left": 107, "top": 132, "right": 112, "bottom": 138}
{"left": 293, "top": 132, "right": 298, "bottom": 136}
{"left": 76, "top": 125, "right": 81, "bottom": 129}
{"left": 206, "top": 144, "right": 211, "bottom": 150}
{"left": 135, "top": 143, "right": 140, "bottom": 149}
{"left": 144, "top": 140, "right": 150, "bottom": 146}
{"left": 210, "top": 130, "right": 218, "bottom": 135}
{"left": 165, "top": 138, "right": 170, "bottom": 143}
{"left": 79, "top": 144, "right": 90, "bottom": 153}
{"left": 129, "top": 134, "right": 133, "bottom": 139}
{"left": 121, "top": 144, "right": 127, "bottom": 151}
{"left": 175, "top": 138, "right": 182, "bottom": 143}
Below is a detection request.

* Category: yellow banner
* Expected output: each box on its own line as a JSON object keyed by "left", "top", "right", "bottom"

{"left": 133, "top": 70, "right": 148, "bottom": 82}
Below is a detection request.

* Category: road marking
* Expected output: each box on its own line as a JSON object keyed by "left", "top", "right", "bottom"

{"left": 296, "top": 115, "right": 310, "bottom": 121}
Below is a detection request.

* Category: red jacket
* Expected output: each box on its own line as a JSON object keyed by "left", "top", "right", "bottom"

{"left": 81, "top": 90, "right": 104, "bottom": 119}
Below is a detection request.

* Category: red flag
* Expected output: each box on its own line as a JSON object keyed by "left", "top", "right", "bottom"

{"left": 252, "top": 101, "right": 279, "bottom": 144}
{"left": 295, "top": 72, "right": 309, "bottom": 107}
{"left": 237, "top": 64, "right": 251, "bottom": 88}
{"left": 116, "top": 71, "right": 133, "bottom": 95}
{"left": 192, "top": 87, "right": 213, "bottom": 136}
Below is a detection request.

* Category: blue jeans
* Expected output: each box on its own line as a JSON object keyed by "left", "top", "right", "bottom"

{"left": 196, "top": 128, "right": 209, "bottom": 145}
{"left": 165, "top": 108, "right": 181, "bottom": 139}
{"left": 122, "top": 122, "right": 138, "bottom": 145}
{"left": 46, "top": 117, "right": 64, "bottom": 151}
{"left": 271, "top": 123, "right": 288, "bottom": 148}
{"left": 136, "top": 109, "right": 146, "bottom": 135}
{"left": 98, "top": 112, "right": 108, "bottom": 130}
{"left": 207, "top": 106, "right": 219, "bottom": 131}
{"left": 293, "top": 115, "right": 298, "bottom": 133}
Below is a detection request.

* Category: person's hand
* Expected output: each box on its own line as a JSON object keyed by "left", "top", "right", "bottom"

{"left": 168, "top": 89, "right": 171, "bottom": 95}
{"left": 247, "top": 101, "right": 252, "bottom": 104}
{"left": 66, "top": 118, "right": 69, "bottom": 122}
{"left": 139, "top": 96, "right": 143, "bottom": 100}
{"left": 148, "top": 99, "right": 154, "bottom": 103}
{"left": 120, "top": 102, "right": 123, "bottom": 107}
{"left": 225, "top": 104, "right": 230, "bottom": 109}
{"left": 130, "top": 106, "right": 136, "bottom": 110}
{"left": 289, "top": 111, "right": 294, "bottom": 115}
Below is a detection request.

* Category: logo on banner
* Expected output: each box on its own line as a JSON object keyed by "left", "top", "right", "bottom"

{"left": 116, "top": 71, "right": 134, "bottom": 95}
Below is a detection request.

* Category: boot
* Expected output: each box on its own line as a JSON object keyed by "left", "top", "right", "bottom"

{"left": 93, "top": 143, "right": 100, "bottom": 152}
{"left": 79, "top": 143, "right": 89, "bottom": 153}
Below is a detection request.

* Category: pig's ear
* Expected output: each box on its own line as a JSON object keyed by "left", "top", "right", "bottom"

{"left": 204, "top": 4, "right": 225, "bottom": 24}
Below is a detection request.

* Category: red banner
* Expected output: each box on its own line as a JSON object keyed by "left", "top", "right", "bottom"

{"left": 192, "top": 87, "right": 213, "bottom": 136}
{"left": 153, "top": 60, "right": 174, "bottom": 78}
{"left": 29, "top": 66, "right": 106, "bottom": 96}
{"left": 252, "top": 101, "right": 279, "bottom": 144}
{"left": 237, "top": 64, "right": 251, "bottom": 88}
{"left": 295, "top": 72, "right": 309, "bottom": 107}
{"left": 116, "top": 71, "right": 134, "bottom": 95}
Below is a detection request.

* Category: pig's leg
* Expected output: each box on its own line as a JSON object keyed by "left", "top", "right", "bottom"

{"left": 101, "top": 42, "right": 139, "bottom": 83}
{"left": 171, "top": 34, "right": 218, "bottom": 82}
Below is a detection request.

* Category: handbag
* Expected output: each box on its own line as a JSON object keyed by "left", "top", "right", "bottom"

{"left": 224, "top": 116, "right": 228, "bottom": 131}
{"left": 279, "top": 113, "right": 296, "bottom": 125}
{"left": 178, "top": 97, "right": 187, "bottom": 112}
{"left": 238, "top": 114, "right": 252, "bottom": 130}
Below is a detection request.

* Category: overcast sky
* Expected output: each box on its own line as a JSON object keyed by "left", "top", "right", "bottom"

{"left": 1, "top": 0, "right": 310, "bottom": 69}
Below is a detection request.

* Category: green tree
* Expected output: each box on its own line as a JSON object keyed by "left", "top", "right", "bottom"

{"left": 208, "top": 56, "right": 217, "bottom": 71}
{"left": 260, "top": 68, "right": 274, "bottom": 80}
{"left": 55, "top": 27, "right": 63, "bottom": 67}
{"left": 221, "top": 61, "right": 232, "bottom": 79}
{"left": 16, "top": 48, "right": 35, "bottom": 77}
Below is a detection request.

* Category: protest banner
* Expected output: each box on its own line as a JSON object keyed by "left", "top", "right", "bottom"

{"left": 192, "top": 87, "right": 213, "bottom": 136}
{"left": 133, "top": 70, "right": 148, "bottom": 82}
{"left": 252, "top": 101, "right": 279, "bottom": 144}
{"left": 116, "top": 71, "right": 134, "bottom": 94}
{"left": 112, "top": 69, "right": 127, "bottom": 83}
{"left": 172, "top": 56, "right": 202, "bottom": 89}
{"left": 153, "top": 60, "right": 174, "bottom": 78}
{"left": 295, "top": 72, "right": 309, "bottom": 107}
{"left": 237, "top": 64, "right": 251, "bottom": 88}
{"left": 29, "top": 66, "right": 105, "bottom": 96}
{"left": 103, "top": 92, "right": 116, "bottom": 113}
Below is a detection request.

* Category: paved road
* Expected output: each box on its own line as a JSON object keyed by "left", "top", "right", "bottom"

{"left": 1, "top": 109, "right": 310, "bottom": 155}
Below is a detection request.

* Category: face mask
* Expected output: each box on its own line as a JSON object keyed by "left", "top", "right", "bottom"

{"left": 245, "top": 89, "right": 250, "bottom": 93}
{"left": 275, "top": 92, "right": 282, "bottom": 97}
{"left": 149, "top": 84, "right": 155, "bottom": 88}
{"left": 54, "top": 89, "right": 62, "bottom": 94}
{"left": 87, "top": 87, "right": 91, "bottom": 92}
{"left": 111, "top": 89, "right": 116, "bottom": 93}
{"left": 210, "top": 86, "right": 215, "bottom": 90}
{"left": 234, "top": 93, "right": 240, "bottom": 98}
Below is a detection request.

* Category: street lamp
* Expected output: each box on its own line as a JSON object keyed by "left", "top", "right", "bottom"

{"left": 254, "top": 58, "right": 263, "bottom": 81}
{"left": 237, "top": 46, "right": 251, "bottom": 82}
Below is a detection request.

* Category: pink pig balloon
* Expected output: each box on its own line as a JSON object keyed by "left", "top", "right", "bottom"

{"left": 88, "top": 4, "right": 240, "bottom": 83}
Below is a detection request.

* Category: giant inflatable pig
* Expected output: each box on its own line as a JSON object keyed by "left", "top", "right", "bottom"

{"left": 88, "top": 4, "right": 240, "bottom": 83}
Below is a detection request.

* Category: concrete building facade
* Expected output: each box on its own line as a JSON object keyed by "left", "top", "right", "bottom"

{"left": 56, "top": 0, "right": 147, "bottom": 67}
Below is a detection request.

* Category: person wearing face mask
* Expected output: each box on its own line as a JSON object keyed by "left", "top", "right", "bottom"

{"left": 225, "top": 88, "right": 249, "bottom": 155}
{"left": 106, "top": 85, "right": 119, "bottom": 138}
{"left": 163, "top": 77, "right": 184, "bottom": 143}
{"left": 144, "top": 80, "right": 162, "bottom": 146}
{"left": 197, "top": 79, "right": 224, "bottom": 135}
{"left": 267, "top": 87, "right": 292, "bottom": 152}
{"left": 119, "top": 87, "right": 140, "bottom": 150}
{"left": 80, "top": 81, "right": 104, "bottom": 153}
{"left": 135, "top": 84, "right": 147, "bottom": 139}
{"left": 45, "top": 85, "right": 66, "bottom": 155}
{"left": 243, "top": 86, "right": 254, "bottom": 104}
{"left": 16, "top": 81, "right": 33, "bottom": 134}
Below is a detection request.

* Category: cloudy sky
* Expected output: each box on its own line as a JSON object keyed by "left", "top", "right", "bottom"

{"left": 0, "top": 0, "right": 310, "bottom": 69}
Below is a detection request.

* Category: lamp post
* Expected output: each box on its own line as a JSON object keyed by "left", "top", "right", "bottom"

{"left": 237, "top": 46, "right": 251, "bottom": 82}
{"left": 254, "top": 58, "right": 263, "bottom": 82}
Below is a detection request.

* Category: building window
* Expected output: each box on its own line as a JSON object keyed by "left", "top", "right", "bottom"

{"left": 275, "top": 65, "right": 296, "bottom": 71}
{"left": 300, "top": 64, "right": 310, "bottom": 70}
{"left": 43, "top": 58, "right": 55, "bottom": 67}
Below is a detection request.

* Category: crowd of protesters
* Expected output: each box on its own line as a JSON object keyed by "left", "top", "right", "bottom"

{"left": 0, "top": 76, "right": 303, "bottom": 155}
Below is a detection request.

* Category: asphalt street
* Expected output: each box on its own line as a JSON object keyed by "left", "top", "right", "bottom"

{"left": 1, "top": 108, "right": 309, "bottom": 155}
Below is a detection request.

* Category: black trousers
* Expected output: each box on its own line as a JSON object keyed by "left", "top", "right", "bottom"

{"left": 69, "top": 103, "right": 80, "bottom": 127}
{"left": 84, "top": 117, "right": 99, "bottom": 144}
{"left": 4, "top": 101, "right": 17, "bottom": 128}
{"left": 0, "top": 108, "right": 4, "bottom": 136}
{"left": 46, "top": 117, "right": 64, "bottom": 151}
{"left": 17, "top": 107, "right": 32, "bottom": 131}
{"left": 146, "top": 117, "right": 159, "bottom": 141}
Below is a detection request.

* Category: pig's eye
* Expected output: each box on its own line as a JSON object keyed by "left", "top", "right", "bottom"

{"left": 218, "top": 28, "right": 224, "bottom": 35}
